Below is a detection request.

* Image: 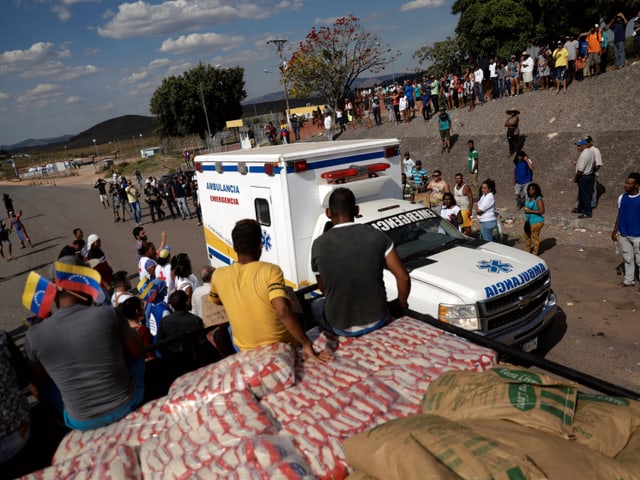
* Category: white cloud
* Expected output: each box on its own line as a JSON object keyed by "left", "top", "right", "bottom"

{"left": 65, "top": 96, "right": 83, "bottom": 104}
{"left": 20, "top": 62, "right": 100, "bottom": 81}
{"left": 122, "top": 71, "right": 150, "bottom": 85}
{"left": 95, "top": 102, "right": 115, "bottom": 112}
{"left": 0, "top": 92, "right": 10, "bottom": 101}
{"left": 148, "top": 58, "right": 172, "bottom": 69}
{"left": 314, "top": 16, "right": 338, "bottom": 25}
{"left": 276, "top": 0, "right": 303, "bottom": 9}
{"left": 52, "top": 5, "right": 71, "bottom": 22}
{"left": 399, "top": 0, "right": 445, "bottom": 12}
{"left": 167, "top": 60, "right": 193, "bottom": 75}
{"left": 98, "top": 0, "right": 269, "bottom": 39}
{"left": 0, "top": 42, "right": 71, "bottom": 76}
{"left": 16, "top": 84, "right": 65, "bottom": 109}
{"left": 160, "top": 32, "right": 244, "bottom": 55}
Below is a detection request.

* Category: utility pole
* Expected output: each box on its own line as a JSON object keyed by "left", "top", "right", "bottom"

{"left": 200, "top": 83, "right": 213, "bottom": 151}
{"left": 266, "top": 39, "right": 292, "bottom": 136}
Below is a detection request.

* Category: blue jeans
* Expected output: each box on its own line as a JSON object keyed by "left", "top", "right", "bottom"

{"left": 175, "top": 197, "right": 191, "bottom": 219}
{"left": 129, "top": 201, "right": 142, "bottom": 224}
{"left": 311, "top": 297, "right": 388, "bottom": 336}
{"left": 614, "top": 41, "right": 626, "bottom": 67}
{"left": 480, "top": 220, "right": 497, "bottom": 241}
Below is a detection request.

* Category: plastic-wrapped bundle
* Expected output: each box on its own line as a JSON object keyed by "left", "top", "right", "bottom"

{"left": 52, "top": 395, "right": 172, "bottom": 464}
{"left": 164, "top": 343, "right": 296, "bottom": 419}
{"left": 263, "top": 357, "right": 370, "bottom": 425}
{"left": 415, "top": 333, "right": 497, "bottom": 371}
{"left": 142, "top": 434, "right": 314, "bottom": 479}
{"left": 373, "top": 365, "right": 437, "bottom": 404}
{"left": 19, "top": 444, "right": 141, "bottom": 480}
{"left": 141, "top": 390, "right": 280, "bottom": 478}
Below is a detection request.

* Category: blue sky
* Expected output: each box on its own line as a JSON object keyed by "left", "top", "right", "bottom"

{"left": 0, "top": 0, "right": 458, "bottom": 146}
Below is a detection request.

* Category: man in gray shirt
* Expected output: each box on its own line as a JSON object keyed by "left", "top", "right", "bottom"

{"left": 24, "top": 256, "right": 144, "bottom": 430}
{"left": 311, "top": 188, "right": 410, "bottom": 335}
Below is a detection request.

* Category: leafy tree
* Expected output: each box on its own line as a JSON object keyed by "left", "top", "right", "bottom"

{"left": 150, "top": 63, "right": 246, "bottom": 140}
{"left": 287, "top": 14, "right": 398, "bottom": 111}
{"left": 452, "top": 0, "right": 640, "bottom": 59}
{"left": 453, "top": 0, "right": 534, "bottom": 60}
{"left": 412, "top": 37, "right": 465, "bottom": 77}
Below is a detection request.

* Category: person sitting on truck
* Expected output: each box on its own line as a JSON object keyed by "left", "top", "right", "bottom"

{"left": 24, "top": 255, "right": 145, "bottom": 431}
{"left": 209, "top": 219, "right": 332, "bottom": 363}
{"left": 310, "top": 187, "right": 411, "bottom": 336}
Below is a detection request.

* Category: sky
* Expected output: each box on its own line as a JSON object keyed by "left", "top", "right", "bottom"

{"left": 0, "top": 0, "right": 458, "bottom": 146}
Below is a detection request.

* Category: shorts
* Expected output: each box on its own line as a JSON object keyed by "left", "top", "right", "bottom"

{"left": 439, "top": 129, "right": 451, "bottom": 140}
{"left": 460, "top": 209, "right": 472, "bottom": 228}
{"left": 522, "top": 71, "right": 533, "bottom": 83}
{"left": 587, "top": 52, "right": 601, "bottom": 67}
{"left": 555, "top": 66, "right": 567, "bottom": 79}
{"left": 99, "top": 194, "right": 108, "bottom": 202}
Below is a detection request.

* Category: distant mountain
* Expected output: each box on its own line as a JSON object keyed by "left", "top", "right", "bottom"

{"left": 2, "top": 115, "right": 155, "bottom": 153}
{"left": 1, "top": 135, "right": 74, "bottom": 151}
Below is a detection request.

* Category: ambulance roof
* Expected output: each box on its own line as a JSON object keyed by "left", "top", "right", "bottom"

{"left": 195, "top": 139, "right": 399, "bottom": 163}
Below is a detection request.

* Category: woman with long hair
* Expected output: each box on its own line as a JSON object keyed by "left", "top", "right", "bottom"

{"left": 523, "top": 183, "right": 545, "bottom": 255}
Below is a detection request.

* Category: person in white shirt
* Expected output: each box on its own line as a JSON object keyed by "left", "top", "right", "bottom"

{"left": 520, "top": 52, "right": 535, "bottom": 92}
{"left": 191, "top": 266, "right": 214, "bottom": 318}
{"left": 488, "top": 58, "right": 498, "bottom": 100}
{"left": 439, "top": 193, "right": 462, "bottom": 229}
{"left": 324, "top": 112, "right": 333, "bottom": 141}
{"left": 476, "top": 179, "right": 498, "bottom": 241}
{"left": 474, "top": 65, "right": 485, "bottom": 103}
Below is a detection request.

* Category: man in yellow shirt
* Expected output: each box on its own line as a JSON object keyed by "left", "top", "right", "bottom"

{"left": 209, "top": 219, "right": 331, "bottom": 363}
{"left": 552, "top": 40, "right": 569, "bottom": 94}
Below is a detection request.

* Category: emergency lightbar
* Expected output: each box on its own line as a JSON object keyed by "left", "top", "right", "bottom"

{"left": 320, "top": 162, "right": 390, "bottom": 184}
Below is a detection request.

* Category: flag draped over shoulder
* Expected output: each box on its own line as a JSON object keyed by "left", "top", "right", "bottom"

{"left": 22, "top": 271, "right": 57, "bottom": 318}
{"left": 54, "top": 260, "right": 101, "bottom": 301}
{"left": 137, "top": 277, "right": 158, "bottom": 303}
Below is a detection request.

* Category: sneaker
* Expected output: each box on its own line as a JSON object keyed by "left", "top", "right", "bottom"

{"left": 577, "top": 214, "right": 592, "bottom": 218}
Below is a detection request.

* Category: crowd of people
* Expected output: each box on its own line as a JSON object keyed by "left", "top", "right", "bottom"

{"left": 96, "top": 169, "right": 201, "bottom": 226}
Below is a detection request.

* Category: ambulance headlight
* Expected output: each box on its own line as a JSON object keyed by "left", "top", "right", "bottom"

{"left": 438, "top": 304, "right": 480, "bottom": 330}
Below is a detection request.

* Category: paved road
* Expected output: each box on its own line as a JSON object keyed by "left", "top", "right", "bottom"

{"left": 0, "top": 182, "right": 209, "bottom": 334}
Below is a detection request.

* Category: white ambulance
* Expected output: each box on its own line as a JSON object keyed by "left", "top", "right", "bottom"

{"left": 195, "top": 139, "right": 556, "bottom": 350}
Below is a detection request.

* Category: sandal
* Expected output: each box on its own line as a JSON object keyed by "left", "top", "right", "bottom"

{"left": 616, "top": 282, "right": 635, "bottom": 288}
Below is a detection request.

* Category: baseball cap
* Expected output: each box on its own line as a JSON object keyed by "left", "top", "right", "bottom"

{"left": 522, "top": 51, "right": 529, "bottom": 56}
{"left": 575, "top": 139, "right": 588, "bottom": 146}
{"left": 159, "top": 246, "right": 171, "bottom": 259}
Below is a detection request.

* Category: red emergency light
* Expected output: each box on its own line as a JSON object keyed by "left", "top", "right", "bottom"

{"left": 263, "top": 162, "right": 278, "bottom": 176}
{"left": 321, "top": 162, "right": 390, "bottom": 184}
{"left": 294, "top": 160, "right": 307, "bottom": 172}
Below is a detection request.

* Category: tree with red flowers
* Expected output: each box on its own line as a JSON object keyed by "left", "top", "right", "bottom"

{"left": 287, "top": 14, "right": 398, "bottom": 112}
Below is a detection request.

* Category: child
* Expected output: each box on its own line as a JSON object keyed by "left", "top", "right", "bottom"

{"left": 8, "top": 210, "right": 32, "bottom": 248}
{"left": 575, "top": 54, "right": 586, "bottom": 81}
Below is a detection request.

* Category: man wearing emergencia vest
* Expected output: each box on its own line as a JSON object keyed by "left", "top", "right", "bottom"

{"left": 310, "top": 187, "right": 410, "bottom": 336}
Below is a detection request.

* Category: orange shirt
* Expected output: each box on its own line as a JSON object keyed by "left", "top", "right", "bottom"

{"left": 586, "top": 32, "right": 601, "bottom": 54}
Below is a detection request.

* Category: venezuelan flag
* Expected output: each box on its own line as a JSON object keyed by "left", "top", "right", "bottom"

{"left": 55, "top": 260, "right": 101, "bottom": 301}
{"left": 22, "top": 272, "right": 57, "bottom": 318}
{"left": 137, "top": 277, "right": 157, "bottom": 302}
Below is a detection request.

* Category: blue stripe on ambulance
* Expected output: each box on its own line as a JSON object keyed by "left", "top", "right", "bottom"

{"left": 200, "top": 151, "right": 384, "bottom": 174}
{"left": 208, "top": 245, "right": 232, "bottom": 265}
